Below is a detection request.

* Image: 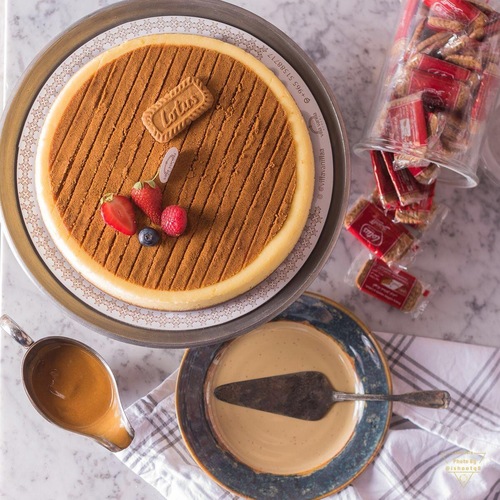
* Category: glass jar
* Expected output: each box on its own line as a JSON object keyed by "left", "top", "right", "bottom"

{"left": 355, "top": 0, "right": 500, "bottom": 187}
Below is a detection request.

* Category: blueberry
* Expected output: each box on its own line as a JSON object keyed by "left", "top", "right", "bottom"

{"left": 138, "top": 227, "right": 160, "bottom": 247}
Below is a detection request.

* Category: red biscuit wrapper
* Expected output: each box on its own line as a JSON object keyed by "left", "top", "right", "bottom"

{"left": 408, "top": 163, "right": 440, "bottom": 184}
{"left": 394, "top": 153, "right": 431, "bottom": 169}
{"left": 344, "top": 198, "right": 416, "bottom": 264}
{"left": 429, "top": 0, "right": 486, "bottom": 25}
{"left": 386, "top": 92, "right": 429, "bottom": 149}
{"left": 406, "top": 69, "right": 469, "bottom": 110}
{"left": 370, "top": 150, "right": 400, "bottom": 209}
{"left": 409, "top": 53, "right": 472, "bottom": 82}
{"left": 354, "top": 257, "right": 431, "bottom": 314}
{"left": 394, "top": 182, "right": 436, "bottom": 225}
{"left": 396, "top": 0, "right": 426, "bottom": 42}
{"left": 382, "top": 151, "right": 428, "bottom": 205}
{"left": 371, "top": 188, "right": 397, "bottom": 221}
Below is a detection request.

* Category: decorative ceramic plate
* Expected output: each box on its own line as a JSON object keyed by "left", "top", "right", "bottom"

{"left": 0, "top": 0, "right": 349, "bottom": 347}
{"left": 177, "top": 293, "right": 392, "bottom": 498}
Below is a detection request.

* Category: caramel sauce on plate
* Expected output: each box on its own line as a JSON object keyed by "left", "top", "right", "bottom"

{"left": 205, "top": 321, "right": 363, "bottom": 475}
{"left": 27, "top": 342, "right": 132, "bottom": 450}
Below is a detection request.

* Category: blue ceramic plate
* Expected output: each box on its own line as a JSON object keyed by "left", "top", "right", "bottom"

{"left": 176, "top": 293, "right": 392, "bottom": 498}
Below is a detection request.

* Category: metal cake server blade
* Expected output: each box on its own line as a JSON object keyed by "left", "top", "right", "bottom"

{"left": 213, "top": 371, "right": 450, "bottom": 421}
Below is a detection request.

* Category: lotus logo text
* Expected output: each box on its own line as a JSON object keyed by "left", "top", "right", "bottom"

{"left": 360, "top": 224, "right": 383, "bottom": 246}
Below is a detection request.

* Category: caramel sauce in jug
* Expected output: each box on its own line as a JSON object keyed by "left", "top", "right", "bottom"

{"left": 27, "top": 342, "right": 132, "bottom": 450}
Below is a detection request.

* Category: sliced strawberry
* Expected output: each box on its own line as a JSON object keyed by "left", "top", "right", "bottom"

{"left": 131, "top": 179, "right": 162, "bottom": 225}
{"left": 161, "top": 205, "right": 188, "bottom": 237}
{"left": 100, "top": 193, "right": 137, "bottom": 236}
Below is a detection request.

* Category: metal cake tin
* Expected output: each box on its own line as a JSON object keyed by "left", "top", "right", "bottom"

{"left": 0, "top": 0, "right": 350, "bottom": 347}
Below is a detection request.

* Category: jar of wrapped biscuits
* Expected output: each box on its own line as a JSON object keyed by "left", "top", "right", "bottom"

{"left": 355, "top": 0, "right": 500, "bottom": 187}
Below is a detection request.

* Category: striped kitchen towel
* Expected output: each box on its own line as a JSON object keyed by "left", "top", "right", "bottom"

{"left": 116, "top": 333, "right": 500, "bottom": 500}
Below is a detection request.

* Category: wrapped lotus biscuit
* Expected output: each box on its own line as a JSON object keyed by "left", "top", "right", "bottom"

{"left": 350, "top": 257, "right": 431, "bottom": 316}
{"left": 414, "top": 31, "right": 453, "bottom": 54}
{"left": 394, "top": 178, "right": 449, "bottom": 230}
{"left": 408, "top": 52, "right": 472, "bottom": 81}
{"left": 394, "top": 182, "right": 442, "bottom": 227}
{"left": 427, "top": 0, "right": 488, "bottom": 31}
{"left": 370, "top": 188, "right": 397, "bottom": 221}
{"left": 440, "top": 114, "right": 471, "bottom": 152}
{"left": 386, "top": 92, "right": 429, "bottom": 150}
{"left": 344, "top": 197, "right": 418, "bottom": 266}
{"left": 370, "top": 150, "right": 400, "bottom": 209}
{"left": 394, "top": 153, "right": 431, "bottom": 169}
{"left": 396, "top": 0, "right": 426, "bottom": 43}
{"left": 405, "top": 69, "right": 470, "bottom": 110}
{"left": 438, "top": 33, "right": 472, "bottom": 57}
{"left": 408, "top": 163, "right": 440, "bottom": 184}
{"left": 382, "top": 151, "right": 428, "bottom": 205}
{"left": 394, "top": 0, "right": 428, "bottom": 58}
{"left": 427, "top": 16, "right": 467, "bottom": 33}
{"left": 355, "top": 0, "right": 500, "bottom": 187}
{"left": 347, "top": 254, "right": 431, "bottom": 316}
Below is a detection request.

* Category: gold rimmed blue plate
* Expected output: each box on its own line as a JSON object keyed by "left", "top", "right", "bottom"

{"left": 176, "top": 293, "right": 392, "bottom": 498}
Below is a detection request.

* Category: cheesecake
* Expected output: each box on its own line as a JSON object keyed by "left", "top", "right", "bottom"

{"left": 35, "top": 34, "right": 314, "bottom": 311}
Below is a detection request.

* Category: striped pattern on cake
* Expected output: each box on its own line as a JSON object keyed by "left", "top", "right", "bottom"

{"left": 47, "top": 44, "right": 298, "bottom": 292}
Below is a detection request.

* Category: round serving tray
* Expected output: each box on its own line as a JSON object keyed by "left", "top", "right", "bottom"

{"left": 0, "top": 0, "right": 349, "bottom": 347}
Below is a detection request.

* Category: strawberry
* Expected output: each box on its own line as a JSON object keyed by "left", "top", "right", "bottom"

{"left": 100, "top": 193, "right": 137, "bottom": 236}
{"left": 161, "top": 205, "right": 188, "bottom": 237}
{"left": 131, "top": 179, "right": 163, "bottom": 225}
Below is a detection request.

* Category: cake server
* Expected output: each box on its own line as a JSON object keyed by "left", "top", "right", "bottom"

{"left": 213, "top": 371, "right": 450, "bottom": 421}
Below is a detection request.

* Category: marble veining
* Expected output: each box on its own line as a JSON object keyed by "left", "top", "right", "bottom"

{"left": 1, "top": 0, "right": 500, "bottom": 498}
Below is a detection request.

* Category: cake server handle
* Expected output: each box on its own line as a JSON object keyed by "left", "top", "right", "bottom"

{"left": 331, "top": 389, "right": 451, "bottom": 409}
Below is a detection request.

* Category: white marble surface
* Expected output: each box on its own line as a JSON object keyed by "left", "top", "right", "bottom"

{"left": 1, "top": 0, "right": 500, "bottom": 498}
